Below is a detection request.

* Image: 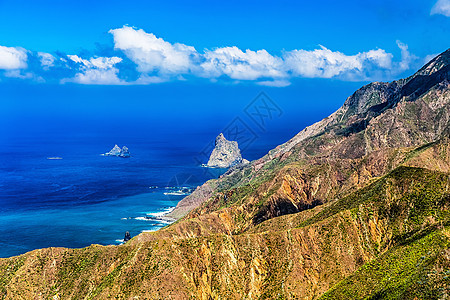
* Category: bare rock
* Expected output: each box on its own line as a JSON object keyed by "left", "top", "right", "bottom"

{"left": 207, "top": 133, "right": 243, "bottom": 168}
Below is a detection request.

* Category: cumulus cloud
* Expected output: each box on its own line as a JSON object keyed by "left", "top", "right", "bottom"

{"left": 282, "top": 42, "right": 418, "bottom": 81}
{"left": 65, "top": 55, "right": 124, "bottom": 85}
{"left": 0, "top": 46, "right": 27, "bottom": 69}
{"left": 284, "top": 46, "right": 362, "bottom": 78}
{"left": 108, "top": 26, "right": 288, "bottom": 82}
{"left": 67, "top": 55, "right": 122, "bottom": 69}
{"left": 200, "top": 46, "right": 286, "bottom": 80}
{"left": 431, "top": 0, "right": 450, "bottom": 16}
{"left": 0, "top": 26, "right": 427, "bottom": 86}
{"left": 69, "top": 68, "right": 123, "bottom": 85}
{"left": 283, "top": 46, "right": 397, "bottom": 80}
{"left": 107, "top": 26, "right": 416, "bottom": 84}
{"left": 37, "top": 52, "right": 55, "bottom": 70}
{"left": 109, "top": 26, "right": 197, "bottom": 75}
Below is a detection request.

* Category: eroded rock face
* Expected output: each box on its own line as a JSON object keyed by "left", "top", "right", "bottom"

{"left": 207, "top": 133, "right": 243, "bottom": 168}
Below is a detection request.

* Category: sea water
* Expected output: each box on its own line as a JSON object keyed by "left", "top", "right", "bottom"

{"left": 0, "top": 134, "right": 227, "bottom": 258}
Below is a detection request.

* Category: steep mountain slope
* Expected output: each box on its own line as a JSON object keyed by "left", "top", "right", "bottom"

{"left": 168, "top": 48, "right": 450, "bottom": 227}
{"left": 1, "top": 49, "right": 449, "bottom": 300}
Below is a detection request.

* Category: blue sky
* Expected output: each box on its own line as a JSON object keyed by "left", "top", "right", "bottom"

{"left": 0, "top": 0, "right": 448, "bottom": 86}
{"left": 0, "top": 0, "right": 448, "bottom": 55}
{"left": 0, "top": 0, "right": 449, "bottom": 155}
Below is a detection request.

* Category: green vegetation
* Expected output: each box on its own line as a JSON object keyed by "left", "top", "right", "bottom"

{"left": 320, "top": 226, "right": 450, "bottom": 300}
{"left": 0, "top": 256, "right": 25, "bottom": 298}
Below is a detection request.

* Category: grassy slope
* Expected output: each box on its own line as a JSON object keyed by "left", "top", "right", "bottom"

{"left": 320, "top": 226, "right": 450, "bottom": 299}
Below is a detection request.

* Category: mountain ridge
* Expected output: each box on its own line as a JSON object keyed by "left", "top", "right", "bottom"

{"left": 168, "top": 48, "right": 450, "bottom": 221}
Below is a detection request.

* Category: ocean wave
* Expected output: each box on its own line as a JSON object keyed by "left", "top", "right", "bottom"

{"left": 163, "top": 191, "right": 190, "bottom": 196}
{"left": 157, "top": 219, "right": 173, "bottom": 225}
{"left": 134, "top": 216, "right": 173, "bottom": 226}
{"left": 134, "top": 216, "right": 154, "bottom": 221}
{"left": 146, "top": 207, "right": 175, "bottom": 218}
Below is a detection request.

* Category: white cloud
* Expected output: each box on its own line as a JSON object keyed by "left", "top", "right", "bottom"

{"left": 109, "top": 26, "right": 197, "bottom": 74}
{"left": 431, "top": 0, "right": 450, "bottom": 16}
{"left": 424, "top": 53, "right": 439, "bottom": 64}
{"left": 69, "top": 68, "right": 124, "bottom": 85}
{"left": 108, "top": 26, "right": 408, "bottom": 83}
{"left": 0, "top": 26, "right": 426, "bottom": 86}
{"left": 0, "top": 46, "right": 27, "bottom": 69}
{"left": 283, "top": 46, "right": 395, "bottom": 79}
{"left": 38, "top": 52, "right": 55, "bottom": 70}
{"left": 109, "top": 27, "right": 288, "bottom": 82}
{"left": 67, "top": 54, "right": 88, "bottom": 65}
{"left": 68, "top": 55, "right": 122, "bottom": 69}
{"left": 396, "top": 40, "right": 417, "bottom": 72}
{"left": 134, "top": 75, "right": 168, "bottom": 84}
{"left": 283, "top": 46, "right": 362, "bottom": 78}
{"left": 363, "top": 49, "right": 393, "bottom": 69}
{"left": 257, "top": 79, "right": 291, "bottom": 87}
{"left": 200, "top": 46, "right": 286, "bottom": 80}
{"left": 4, "top": 69, "right": 33, "bottom": 79}
{"left": 65, "top": 55, "right": 124, "bottom": 85}
{"left": 106, "top": 26, "right": 421, "bottom": 84}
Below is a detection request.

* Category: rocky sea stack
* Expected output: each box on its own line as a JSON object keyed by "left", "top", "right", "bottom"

{"left": 102, "top": 145, "right": 131, "bottom": 158}
{"left": 123, "top": 231, "right": 131, "bottom": 243}
{"left": 206, "top": 133, "right": 247, "bottom": 168}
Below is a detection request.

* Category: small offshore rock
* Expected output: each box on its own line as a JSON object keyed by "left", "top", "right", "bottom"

{"left": 124, "top": 231, "right": 131, "bottom": 242}
{"left": 103, "top": 145, "right": 131, "bottom": 158}
{"left": 120, "top": 146, "right": 130, "bottom": 158}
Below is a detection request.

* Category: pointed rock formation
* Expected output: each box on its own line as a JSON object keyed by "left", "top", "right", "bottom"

{"left": 103, "top": 145, "right": 131, "bottom": 158}
{"left": 206, "top": 133, "right": 245, "bottom": 168}
{"left": 105, "top": 144, "right": 122, "bottom": 156}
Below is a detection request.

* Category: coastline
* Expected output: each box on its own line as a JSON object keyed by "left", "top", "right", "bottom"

{"left": 0, "top": 191, "right": 184, "bottom": 258}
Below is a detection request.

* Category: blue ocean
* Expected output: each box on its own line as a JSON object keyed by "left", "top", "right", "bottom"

{"left": 0, "top": 126, "right": 301, "bottom": 258}
{"left": 0, "top": 133, "right": 230, "bottom": 258}
{"left": 0, "top": 81, "right": 359, "bottom": 258}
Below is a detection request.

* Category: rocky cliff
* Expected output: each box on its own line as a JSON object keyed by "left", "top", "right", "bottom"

{"left": 1, "top": 48, "right": 450, "bottom": 300}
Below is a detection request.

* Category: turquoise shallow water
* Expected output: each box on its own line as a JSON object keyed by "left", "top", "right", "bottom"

{"left": 0, "top": 192, "right": 182, "bottom": 257}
